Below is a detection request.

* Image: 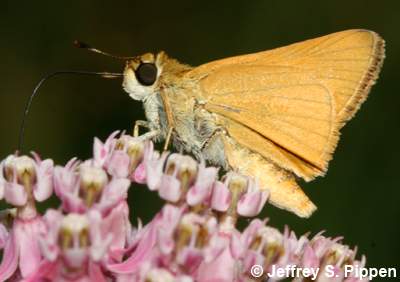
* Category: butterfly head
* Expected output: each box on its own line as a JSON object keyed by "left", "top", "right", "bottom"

{"left": 123, "top": 52, "right": 166, "bottom": 101}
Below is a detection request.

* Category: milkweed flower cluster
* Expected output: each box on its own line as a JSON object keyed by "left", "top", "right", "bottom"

{"left": 0, "top": 131, "right": 369, "bottom": 282}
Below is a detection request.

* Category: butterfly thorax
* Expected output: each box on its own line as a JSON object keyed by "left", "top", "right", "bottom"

{"left": 155, "top": 70, "right": 207, "bottom": 155}
{"left": 133, "top": 54, "right": 207, "bottom": 156}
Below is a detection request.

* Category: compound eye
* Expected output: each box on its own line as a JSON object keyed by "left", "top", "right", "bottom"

{"left": 135, "top": 63, "right": 157, "bottom": 86}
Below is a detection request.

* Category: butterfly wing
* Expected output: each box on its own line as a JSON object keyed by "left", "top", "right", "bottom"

{"left": 187, "top": 29, "right": 385, "bottom": 180}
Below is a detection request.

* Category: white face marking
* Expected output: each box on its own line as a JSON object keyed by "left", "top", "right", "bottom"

{"left": 123, "top": 68, "right": 152, "bottom": 101}
{"left": 122, "top": 59, "right": 163, "bottom": 102}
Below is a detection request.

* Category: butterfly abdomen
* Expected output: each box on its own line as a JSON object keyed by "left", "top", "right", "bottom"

{"left": 223, "top": 135, "right": 317, "bottom": 218}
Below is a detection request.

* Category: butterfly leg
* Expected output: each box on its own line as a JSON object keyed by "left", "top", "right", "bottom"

{"left": 163, "top": 127, "right": 174, "bottom": 152}
{"left": 133, "top": 120, "right": 150, "bottom": 137}
{"left": 132, "top": 120, "right": 161, "bottom": 141}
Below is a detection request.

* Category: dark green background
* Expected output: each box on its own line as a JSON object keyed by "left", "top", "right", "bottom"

{"left": 1, "top": 0, "right": 399, "bottom": 274}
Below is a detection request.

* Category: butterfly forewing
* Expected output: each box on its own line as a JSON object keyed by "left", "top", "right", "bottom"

{"left": 187, "top": 29, "right": 384, "bottom": 180}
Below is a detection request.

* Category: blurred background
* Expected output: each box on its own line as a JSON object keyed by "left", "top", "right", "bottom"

{"left": 1, "top": 0, "right": 399, "bottom": 272}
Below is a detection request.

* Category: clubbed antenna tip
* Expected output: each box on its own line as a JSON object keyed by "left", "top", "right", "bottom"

{"left": 73, "top": 40, "right": 91, "bottom": 49}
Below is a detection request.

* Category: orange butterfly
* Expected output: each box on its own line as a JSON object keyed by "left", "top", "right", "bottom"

{"left": 122, "top": 29, "right": 385, "bottom": 217}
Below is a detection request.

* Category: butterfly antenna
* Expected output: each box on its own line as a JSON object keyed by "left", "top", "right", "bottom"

{"left": 74, "top": 40, "right": 135, "bottom": 60}
{"left": 18, "top": 70, "right": 123, "bottom": 153}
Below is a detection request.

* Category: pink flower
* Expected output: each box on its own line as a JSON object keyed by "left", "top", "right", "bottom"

{"left": 108, "top": 204, "right": 185, "bottom": 275}
{"left": 53, "top": 157, "right": 82, "bottom": 212}
{"left": 143, "top": 153, "right": 220, "bottom": 207}
{"left": 54, "top": 161, "right": 130, "bottom": 215}
{"left": 240, "top": 221, "right": 307, "bottom": 280}
{"left": 0, "top": 155, "right": 53, "bottom": 213}
{"left": 0, "top": 131, "right": 371, "bottom": 282}
{"left": 93, "top": 132, "right": 148, "bottom": 180}
{"left": 301, "top": 233, "right": 343, "bottom": 268}
{"left": 173, "top": 213, "right": 218, "bottom": 273}
{"left": 317, "top": 242, "right": 357, "bottom": 282}
{"left": 0, "top": 217, "right": 46, "bottom": 281}
{"left": 53, "top": 158, "right": 132, "bottom": 262}
{"left": 28, "top": 210, "right": 112, "bottom": 281}
{"left": 196, "top": 223, "right": 243, "bottom": 282}
{"left": 0, "top": 154, "right": 53, "bottom": 281}
{"left": 158, "top": 154, "right": 198, "bottom": 203}
{"left": 93, "top": 130, "right": 119, "bottom": 168}
{"left": 210, "top": 172, "right": 269, "bottom": 220}
{"left": 117, "top": 134, "right": 146, "bottom": 179}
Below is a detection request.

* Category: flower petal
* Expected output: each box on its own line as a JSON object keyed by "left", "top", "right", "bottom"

{"left": 0, "top": 229, "right": 19, "bottom": 281}
{"left": 0, "top": 223, "right": 8, "bottom": 249}
{"left": 54, "top": 164, "right": 86, "bottom": 213}
{"left": 89, "top": 261, "right": 108, "bottom": 282}
{"left": 4, "top": 182, "right": 28, "bottom": 206}
{"left": 158, "top": 175, "right": 182, "bottom": 203}
{"left": 33, "top": 158, "right": 54, "bottom": 202}
{"left": 186, "top": 162, "right": 218, "bottom": 206}
{"left": 145, "top": 151, "right": 167, "bottom": 191}
{"left": 132, "top": 163, "right": 146, "bottom": 184}
{"left": 302, "top": 244, "right": 320, "bottom": 268}
{"left": 93, "top": 131, "right": 119, "bottom": 167}
{"left": 197, "top": 247, "right": 236, "bottom": 282}
{"left": 237, "top": 190, "right": 268, "bottom": 217}
{"left": 107, "top": 219, "right": 158, "bottom": 274}
{"left": 241, "top": 218, "right": 266, "bottom": 248}
{"left": 100, "top": 202, "right": 131, "bottom": 261}
{"left": 157, "top": 205, "right": 183, "bottom": 254}
{"left": 40, "top": 210, "right": 63, "bottom": 261}
{"left": 89, "top": 210, "right": 113, "bottom": 262}
{"left": 14, "top": 218, "right": 44, "bottom": 277}
{"left": 210, "top": 182, "right": 231, "bottom": 212}
{"left": 95, "top": 178, "right": 130, "bottom": 214}
{"left": 107, "top": 151, "right": 130, "bottom": 178}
